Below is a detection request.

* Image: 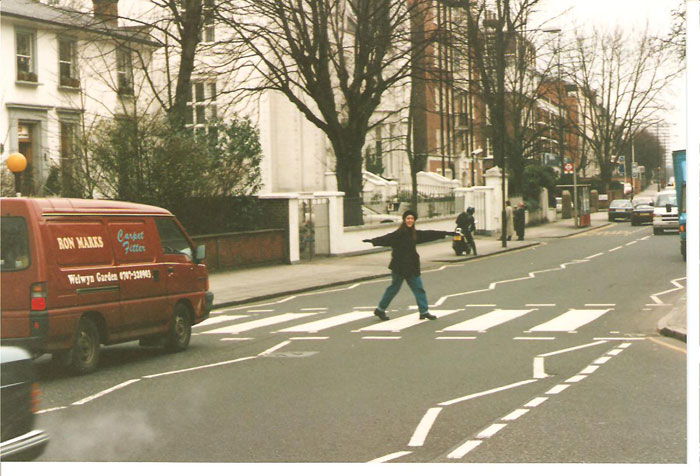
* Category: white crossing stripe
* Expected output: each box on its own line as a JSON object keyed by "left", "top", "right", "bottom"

{"left": 194, "top": 314, "right": 249, "bottom": 328}
{"left": 528, "top": 309, "right": 611, "bottom": 332}
{"left": 440, "top": 309, "right": 533, "bottom": 332}
{"left": 276, "top": 311, "right": 373, "bottom": 333}
{"left": 201, "top": 312, "right": 317, "bottom": 334}
{"left": 356, "top": 310, "right": 459, "bottom": 332}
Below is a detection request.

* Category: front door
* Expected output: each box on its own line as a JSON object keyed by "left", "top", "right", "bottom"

{"left": 18, "top": 122, "right": 33, "bottom": 195}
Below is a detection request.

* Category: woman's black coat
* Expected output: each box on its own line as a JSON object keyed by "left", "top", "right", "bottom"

{"left": 369, "top": 227, "right": 450, "bottom": 278}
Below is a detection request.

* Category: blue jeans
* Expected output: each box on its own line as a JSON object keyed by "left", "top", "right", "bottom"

{"left": 377, "top": 272, "right": 429, "bottom": 315}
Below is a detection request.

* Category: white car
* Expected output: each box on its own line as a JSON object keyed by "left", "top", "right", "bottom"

{"left": 652, "top": 191, "right": 678, "bottom": 235}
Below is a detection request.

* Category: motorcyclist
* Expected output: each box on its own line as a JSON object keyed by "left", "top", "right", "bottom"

{"left": 455, "top": 207, "right": 477, "bottom": 255}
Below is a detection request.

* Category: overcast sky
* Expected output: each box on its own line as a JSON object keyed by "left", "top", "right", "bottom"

{"left": 536, "top": 0, "right": 687, "bottom": 150}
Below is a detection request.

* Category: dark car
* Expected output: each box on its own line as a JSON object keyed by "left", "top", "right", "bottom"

{"left": 0, "top": 346, "right": 48, "bottom": 461}
{"left": 608, "top": 199, "right": 633, "bottom": 221}
{"left": 631, "top": 198, "right": 654, "bottom": 226}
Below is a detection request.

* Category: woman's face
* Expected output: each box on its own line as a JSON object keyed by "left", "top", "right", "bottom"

{"left": 404, "top": 215, "right": 415, "bottom": 228}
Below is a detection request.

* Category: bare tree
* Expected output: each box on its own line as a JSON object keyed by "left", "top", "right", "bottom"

{"left": 214, "top": 0, "right": 425, "bottom": 225}
{"left": 565, "top": 27, "right": 681, "bottom": 191}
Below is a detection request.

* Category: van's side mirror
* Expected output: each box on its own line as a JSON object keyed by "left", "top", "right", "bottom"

{"left": 194, "top": 244, "right": 206, "bottom": 263}
{"left": 666, "top": 204, "right": 672, "bottom": 213}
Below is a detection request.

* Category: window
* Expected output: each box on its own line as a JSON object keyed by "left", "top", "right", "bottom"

{"left": 116, "top": 48, "right": 134, "bottom": 95}
{"left": 59, "top": 38, "right": 79, "bottom": 87}
{"left": 0, "top": 217, "right": 30, "bottom": 271}
{"left": 155, "top": 218, "right": 192, "bottom": 259}
{"left": 186, "top": 81, "right": 218, "bottom": 132}
{"left": 202, "top": 0, "right": 216, "bottom": 42}
{"left": 16, "top": 30, "right": 37, "bottom": 82}
{"left": 60, "top": 121, "right": 79, "bottom": 158}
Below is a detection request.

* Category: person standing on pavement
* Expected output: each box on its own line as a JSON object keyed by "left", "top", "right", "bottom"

{"left": 514, "top": 202, "right": 526, "bottom": 241}
{"left": 504, "top": 200, "right": 514, "bottom": 241}
{"left": 456, "top": 206, "right": 477, "bottom": 255}
{"left": 363, "top": 210, "right": 457, "bottom": 321}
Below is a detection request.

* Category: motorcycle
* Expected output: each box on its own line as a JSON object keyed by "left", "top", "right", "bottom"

{"left": 452, "top": 227, "right": 475, "bottom": 256}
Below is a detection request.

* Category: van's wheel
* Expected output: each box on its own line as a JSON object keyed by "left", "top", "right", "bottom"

{"left": 69, "top": 318, "right": 100, "bottom": 374}
{"left": 164, "top": 303, "right": 191, "bottom": 352}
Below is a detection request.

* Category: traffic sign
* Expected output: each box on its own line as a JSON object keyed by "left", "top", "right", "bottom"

{"left": 563, "top": 162, "right": 573, "bottom": 174}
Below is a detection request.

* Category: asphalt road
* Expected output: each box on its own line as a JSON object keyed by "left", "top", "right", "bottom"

{"left": 31, "top": 220, "right": 687, "bottom": 465}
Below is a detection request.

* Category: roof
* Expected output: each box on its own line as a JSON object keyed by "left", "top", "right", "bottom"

{"left": 0, "top": 0, "right": 160, "bottom": 47}
{"left": 1, "top": 197, "right": 172, "bottom": 217}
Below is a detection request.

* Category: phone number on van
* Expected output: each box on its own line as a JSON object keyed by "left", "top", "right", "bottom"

{"left": 119, "top": 269, "right": 153, "bottom": 280}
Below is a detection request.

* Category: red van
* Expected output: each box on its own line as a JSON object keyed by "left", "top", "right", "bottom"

{"left": 0, "top": 198, "right": 213, "bottom": 374}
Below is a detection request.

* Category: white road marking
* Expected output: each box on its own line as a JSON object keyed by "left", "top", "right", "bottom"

{"left": 545, "top": 384, "right": 569, "bottom": 395}
{"left": 362, "top": 336, "right": 401, "bottom": 340}
{"left": 502, "top": 409, "right": 529, "bottom": 421}
{"left": 249, "top": 309, "right": 274, "bottom": 313}
{"left": 533, "top": 357, "right": 548, "bottom": 379}
{"left": 607, "top": 348, "right": 624, "bottom": 355}
{"left": 609, "top": 246, "right": 623, "bottom": 251}
{"left": 585, "top": 304, "right": 616, "bottom": 307}
{"left": 528, "top": 309, "right": 611, "bottom": 332}
{"left": 408, "top": 407, "right": 443, "bottom": 447}
{"left": 143, "top": 356, "right": 257, "bottom": 379}
{"left": 447, "top": 440, "right": 482, "bottom": 459}
{"left": 220, "top": 337, "right": 254, "bottom": 341}
{"left": 368, "top": 451, "right": 412, "bottom": 463}
{"left": 436, "top": 336, "right": 477, "bottom": 340}
{"left": 439, "top": 379, "right": 537, "bottom": 407}
{"left": 202, "top": 312, "right": 317, "bottom": 334}
{"left": 526, "top": 304, "right": 556, "bottom": 307}
{"left": 594, "top": 337, "right": 645, "bottom": 341}
{"left": 524, "top": 397, "right": 548, "bottom": 408}
{"left": 356, "top": 310, "right": 458, "bottom": 332}
{"left": 259, "top": 341, "right": 291, "bottom": 356}
{"left": 36, "top": 407, "right": 67, "bottom": 414}
{"left": 593, "top": 356, "right": 612, "bottom": 364}
{"left": 538, "top": 340, "right": 609, "bottom": 357}
{"left": 579, "top": 365, "right": 599, "bottom": 375}
{"left": 566, "top": 375, "right": 588, "bottom": 383}
{"left": 301, "top": 308, "right": 328, "bottom": 311}
{"left": 277, "top": 311, "right": 373, "bottom": 333}
{"left": 290, "top": 336, "right": 329, "bottom": 340}
{"left": 440, "top": 309, "right": 533, "bottom": 332}
{"left": 586, "top": 252, "right": 604, "bottom": 259}
{"left": 194, "top": 314, "right": 249, "bottom": 327}
{"left": 465, "top": 304, "right": 496, "bottom": 307}
{"left": 514, "top": 336, "right": 555, "bottom": 340}
{"left": 72, "top": 379, "right": 140, "bottom": 406}
{"left": 649, "top": 277, "right": 686, "bottom": 304}
{"left": 477, "top": 423, "right": 507, "bottom": 439}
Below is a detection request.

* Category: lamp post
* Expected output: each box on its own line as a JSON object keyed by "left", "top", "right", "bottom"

{"left": 5, "top": 152, "right": 27, "bottom": 196}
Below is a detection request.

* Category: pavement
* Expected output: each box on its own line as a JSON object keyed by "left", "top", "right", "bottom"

{"left": 208, "top": 211, "right": 687, "bottom": 342}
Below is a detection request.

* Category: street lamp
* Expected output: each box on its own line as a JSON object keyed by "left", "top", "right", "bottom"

{"left": 5, "top": 152, "right": 27, "bottom": 196}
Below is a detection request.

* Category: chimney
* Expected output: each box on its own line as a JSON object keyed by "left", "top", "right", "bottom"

{"left": 93, "top": 0, "right": 119, "bottom": 27}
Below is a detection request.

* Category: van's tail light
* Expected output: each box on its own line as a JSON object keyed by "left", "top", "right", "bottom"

{"left": 30, "top": 383, "right": 41, "bottom": 414}
{"left": 680, "top": 223, "right": 685, "bottom": 233}
{"left": 30, "top": 282, "right": 47, "bottom": 311}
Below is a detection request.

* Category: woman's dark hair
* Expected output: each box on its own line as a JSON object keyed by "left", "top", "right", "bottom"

{"left": 398, "top": 217, "right": 417, "bottom": 241}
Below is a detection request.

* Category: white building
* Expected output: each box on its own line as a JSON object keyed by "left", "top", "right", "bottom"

{"left": 1, "top": 0, "right": 159, "bottom": 195}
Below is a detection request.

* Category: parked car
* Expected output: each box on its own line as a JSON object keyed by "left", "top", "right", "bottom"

{"left": 362, "top": 206, "right": 401, "bottom": 224}
{"left": 607, "top": 199, "right": 633, "bottom": 221}
{"left": 630, "top": 198, "right": 654, "bottom": 226}
{"left": 0, "top": 346, "right": 48, "bottom": 461}
{"left": 0, "top": 198, "right": 214, "bottom": 375}
{"left": 653, "top": 191, "right": 679, "bottom": 235}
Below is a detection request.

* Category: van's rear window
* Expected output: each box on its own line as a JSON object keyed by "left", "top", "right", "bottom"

{"left": 1, "top": 217, "right": 30, "bottom": 271}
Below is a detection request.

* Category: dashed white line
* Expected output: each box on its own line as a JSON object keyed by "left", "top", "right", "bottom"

{"left": 524, "top": 397, "right": 548, "bottom": 408}
{"left": 502, "top": 409, "right": 529, "bottom": 421}
{"left": 368, "top": 451, "right": 412, "bottom": 463}
{"left": 72, "top": 379, "right": 140, "bottom": 406}
{"left": 579, "top": 365, "right": 599, "bottom": 375}
{"left": 447, "top": 440, "right": 482, "bottom": 459}
{"left": 545, "top": 384, "right": 569, "bottom": 395}
{"left": 439, "top": 379, "right": 537, "bottom": 407}
{"left": 477, "top": 423, "right": 507, "bottom": 439}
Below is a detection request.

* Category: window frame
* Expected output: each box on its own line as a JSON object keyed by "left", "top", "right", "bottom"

{"left": 116, "top": 47, "right": 134, "bottom": 96}
{"left": 16, "top": 29, "right": 37, "bottom": 83}
{"left": 58, "top": 36, "right": 79, "bottom": 88}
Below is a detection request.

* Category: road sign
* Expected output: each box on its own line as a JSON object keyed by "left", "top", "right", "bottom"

{"left": 563, "top": 162, "right": 573, "bottom": 174}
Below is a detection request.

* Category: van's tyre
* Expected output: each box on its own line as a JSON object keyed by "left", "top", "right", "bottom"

{"left": 653, "top": 227, "right": 662, "bottom": 235}
{"left": 69, "top": 318, "right": 100, "bottom": 374}
{"left": 164, "top": 303, "right": 191, "bottom": 352}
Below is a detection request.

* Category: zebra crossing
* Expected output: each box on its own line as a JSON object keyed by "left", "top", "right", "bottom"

{"left": 195, "top": 306, "right": 613, "bottom": 337}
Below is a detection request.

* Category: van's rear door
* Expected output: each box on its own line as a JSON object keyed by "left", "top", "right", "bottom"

{"left": 0, "top": 201, "right": 43, "bottom": 346}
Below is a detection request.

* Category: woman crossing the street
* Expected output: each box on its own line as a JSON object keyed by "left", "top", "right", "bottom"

{"left": 363, "top": 210, "right": 456, "bottom": 321}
